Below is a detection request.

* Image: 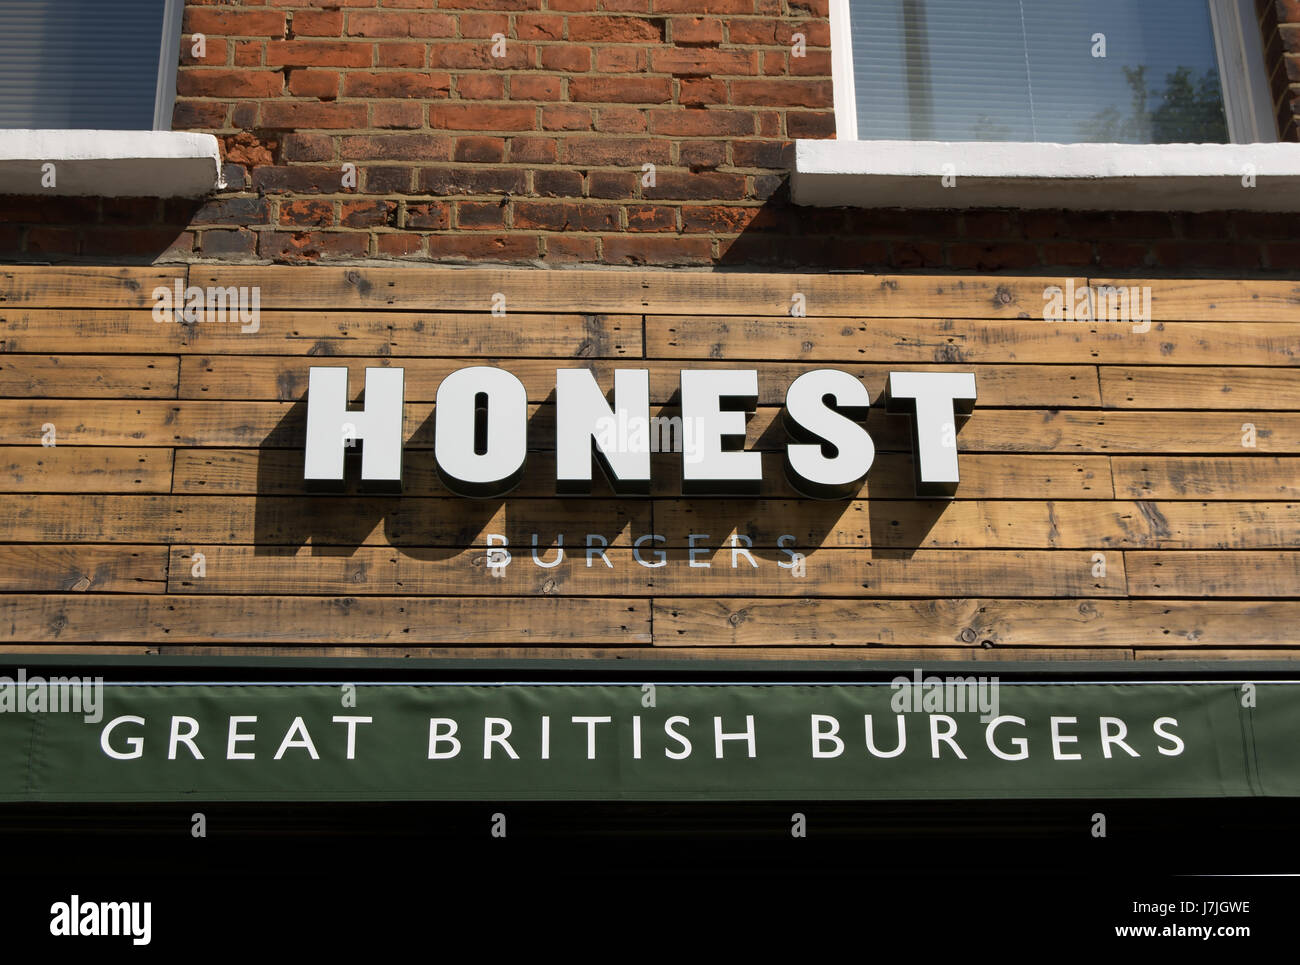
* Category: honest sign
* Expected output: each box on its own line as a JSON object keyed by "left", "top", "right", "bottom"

{"left": 303, "top": 367, "right": 978, "bottom": 498}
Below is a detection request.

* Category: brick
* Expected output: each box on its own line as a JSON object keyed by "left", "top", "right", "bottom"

{"left": 679, "top": 139, "right": 726, "bottom": 169}
{"left": 948, "top": 243, "right": 1041, "bottom": 271}
{"left": 511, "top": 75, "right": 563, "bottom": 101}
{"left": 601, "top": 234, "right": 713, "bottom": 265}
{"left": 1095, "top": 242, "right": 1154, "bottom": 270}
{"left": 456, "top": 74, "right": 507, "bottom": 99}
{"left": 252, "top": 165, "right": 350, "bottom": 193}
{"left": 540, "top": 46, "right": 591, "bottom": 71}
{"left": 429, "top": 104, "right": 536, "bottom": 131}
{"left": 371, "top": 101, "right": 425, "bottom": 129}
{"left": 287, "top": 70, "right": 339, "bottom": 99}
{"left": 82, "top": 227, "right": 191, "bottom": 258}
{"left": 261, "top": 230, "right": 370, "bottom": 262}
{"left": 728, "top": 21, "right": 776, "bottom": 44}
{"left": 339, "top": 134, "right": 452, "bottom": 160}
{"left": 461, "top": 13, "right": 512, "bottom": 35}
{"left": 542, "top": 236, "right": 600, "bottom": 262}
{"left": 603, "top": 0, "right": 652, "bottom": 11}
{"left": 259, "top": 101, "right": 368, "bottom": 128}
{"left": 0, "top": 224, "right": 21, "bottom": 254}
{"left": 26, "top": 227, "right": 80, "bottom": 256}
{"left": 420, "top": 167, "right": 527, "bottom": 195}
{"left": 679, "top": 78, "right": 726, "bottom": 107}
{"left": 292, "top": 10, "right": 344, "bottom": 36}
{"left": 594, "top": 108, "right": 648, "bottom": 133}
{"left": 624, "top": 204, "right": 677, "bottom": 231}
{"left": 513, "top": 201, "right": 618, "bottom": 231}
{"left": 426, "top": 235, "right": 539, "bottom": 263}
{"left": 233, "top": 41, "right": 264, "bottom": 67}
{"left": 1231, "top": 211, "right": 1297, "bottom": 239}
{"left": 790, "top": 50, "right": 832, "bottom": 75}
{"left": 341, "top": 200, "right": 397, "bottom": 228}
{"left": 776, "top": 21, "right": 830, "bottom": 46}
{"left": 231, "top": 103, "right": 258, "bottom": 128}
{"left": 279, "top": 199, "right": 334, "bottom": 227}
{"left": 221, "top": 163, "right": 249, "bottom": 190}
{"left": 172, "top": 100, "right": 229, "bottom": 130}
{"left": 680, "top": 204, "right": 758, "bottom": 233}
{"left": 756, "top": 110, "right": 781, "bottom": 136}
{"left": 365, "top": 167, "right": 417, "bottom": 193}
{"left": 457, "top": 200, "right": 509, "bottom": 229}
{"left": 455, "top": 136, "right": 507, "bottom": 162}
{"left": 549, "top": 0, "right": 602, "bottom": 9}
{"left": 376, "top": 43, "right": 426, "bottom": 67}
{"left": 347, "top": 12, "right": 456, "bottom": 38}
{"left": 101, "top": 198, "right": 160, "bottom": 224}
{"left": 405, "top": 202, "right": 450, "bottom": 229}
{"left": 183, "top": 9, "right": 286, "bottom": 36}
{"left": 648, "top": 109, "right": 753, "bottom": 136}
{"left": 266, "top": 41, "right": 372, "bottom": 68}
{"left": 565, "top": 137, "right": 671, "bottom": 165}
{"left": 282, "top": 132, "right": 333, "bottom": 161}
{"left": 1042, "top": 241, "right": 1095, "bottom": 266}
{"left": 569, "top": 76, "right": 672, "bottom": 103}
{"left": 343, "top": 71, "right": 451, "bottom": 98}
{"left": 376, "top": 232, "right": 424, "bottom": 257}
{"left": 534, "top": 169, "right": 584, "bottom": 197}
{"left": 541, "top": 105, "right": 592, "bottom": 130}
{"left": 643, "top": 170, "right": 747, "bottom": 200}
{"left": 181, "top": 36, "right": 228, "bottom": 65}
{"left": 516, "top": 14, "right": 566, "bottom": 39}
{"left": 1153, "top": 242, "right": 1261, "bottom": 270}
{"left": 672, "top": 16, "right": 723, "bottom": 44}
{"left": 650, "top": 0, "right": 754, "bottom": 13}
{"left": 568, "top": 16, "right": 664, "bottom": 42}
{"left": 509, "top": 137, "right": 559, "bottom": 163}
{"left": 760, "top": 50, "right": 785, "bottom": 74}
{"left": 428, "top": 43, "right": 533, "bottom": 70}
{"left": 730, "top": 79, "right": 832, "bottom": 107}
{"left": 588, "top": 171, "right": 638, "bottom": 198}
{"left": 192, "top": 197, "right": 271, "bottom": 225}
{"left": 749, "top": 173, "right": 784, "bottom": 199}
{"left": 197, "top": 227, "right": 258, "bottom": 257}
{"left": 731, "top": 139, "right": 792, "bottom": 168}
{"left": 650, "top": 49, "right": 758, "bottom": 75}
{"left": 595, "top": 47, "right": 649, "bottom": 72}
{"left": 786, "top": 111, "right": 835, "bottom": 137}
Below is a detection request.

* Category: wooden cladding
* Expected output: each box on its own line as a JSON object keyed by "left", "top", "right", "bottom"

{"left": 0, "top": 266, "right": 1297, "bottom": 662}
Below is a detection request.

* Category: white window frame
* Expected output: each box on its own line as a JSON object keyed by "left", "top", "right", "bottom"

{"left": 829, "top": 0, "right": 1277, "bottom": 144}
{"left": 154, "top": 0, "right": 187, "bottom": 131}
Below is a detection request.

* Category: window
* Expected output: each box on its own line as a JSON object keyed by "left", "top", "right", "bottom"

{"left": 0, "top": 0, "right": 185, "bottom": 130}
{"left": 831, "top": 0, "right": 1277, "bottom": 144}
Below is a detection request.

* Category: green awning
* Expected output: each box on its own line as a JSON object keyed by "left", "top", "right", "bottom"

{"left": 1, "top": 678, "right": 1295, "bottom": 802}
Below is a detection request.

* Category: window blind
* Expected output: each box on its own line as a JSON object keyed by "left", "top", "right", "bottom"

{"left": 0, "top": 0, "right": 170, "bottom": 130}
{"left": 848, "top": 0, "right": 1230, "bottom": 143}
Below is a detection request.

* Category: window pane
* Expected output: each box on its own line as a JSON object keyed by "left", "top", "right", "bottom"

{"left": 0, "top": 0, "right": 167, "bottom": 129}
{"left": 849, "top": 0, "right": 1229, "bottom": 143}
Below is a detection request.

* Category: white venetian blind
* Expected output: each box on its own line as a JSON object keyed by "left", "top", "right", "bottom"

{"left": 848, "top": 0, "right": 1230, "bottom": 143}
{"left": 0, "top": 0, "right": 171, "bottom": 130}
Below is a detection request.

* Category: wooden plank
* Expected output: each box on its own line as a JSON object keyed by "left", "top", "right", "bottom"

{"left": 647, "top": 316, "right": 1300, "bottom": 365}
{"left": 652, "top": 598, "right": 1300, "bottom": 647}
{"left": 0, "top": 595, "right": 650, "bottom": 644}
{"left": 1090, "top": 277, "right": 1300, "bottom": 322}
{"left": 0, "top": 495, "right": 650, "bottom": 546}
{"left": 0, "top": 309, "right": 637, "bottom": 358}
{"left": 193, "top": 266, "right": 1083, "bottom": 317}
{"left": 0, "top": 545, "right": 166, "bottom": 592}
{"left": 1111, "top": 457, "right": 1300, "bottom": 499}
{"left": 0, "top": 355, "right": 178, "bottom": 398}
{"left": 166, "top": 546, "right": 1127, "bottom": 597}
{"left": 0, "top": 447, "right": 173, "bottom": 493}
{"left": 143, "top": 645, "right": 1133, "bottom": 660}
{"left": 12, "top": 401, "right": 1295, "bottom": 453}
{"left": 172, "top": 449, "right": 1114, "bottom": 499}
{"left": 179, "top": 357, "right": 1100, "bottom": 407}
{"left": 1125, "top": 551, "right": 1300, "bottom": 597}
{"left": 1100, "top": 367, "right": 1300, "bottom": 410}
{"left": 0, "top": 267, "right": 180, "bottom": 308}
{"left": 657, "top": 500, "right": 1300, "bottom": 549}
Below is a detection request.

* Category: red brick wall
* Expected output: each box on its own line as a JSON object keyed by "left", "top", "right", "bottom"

{"left": 0, "top": 0, "right": 1296, "bottom": 270}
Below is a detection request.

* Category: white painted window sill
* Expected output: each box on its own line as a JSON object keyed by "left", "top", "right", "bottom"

{"left": 791, "top": 139, "right": 1300, "bottom": 211}
{"left": 0, "top": 130, "right": 223, "bottom": 198}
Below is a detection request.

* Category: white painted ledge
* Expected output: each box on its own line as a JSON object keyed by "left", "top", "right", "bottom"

{"left": 792, "top": 139, "right": 1300, "bottom": 211}
{"left": 0, "top": 130, "right": 223, "bottom": 197}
